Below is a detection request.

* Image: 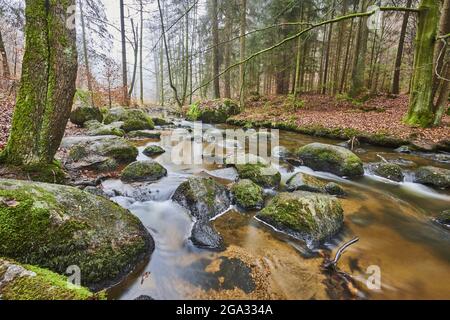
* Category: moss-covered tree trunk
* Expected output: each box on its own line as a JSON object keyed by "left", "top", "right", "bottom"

{"left": 0, "top": 29, "right": 10, "bottom": 79}
{"left": 404, "top": 0, "right": 439, "bottom": 127}
{"left": 1, "top": 0, "right": 77, "bottom": 167}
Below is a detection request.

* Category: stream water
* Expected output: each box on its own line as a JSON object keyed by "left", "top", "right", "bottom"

{"left": 105, "top": 121, "right": 450, "bottom": 300}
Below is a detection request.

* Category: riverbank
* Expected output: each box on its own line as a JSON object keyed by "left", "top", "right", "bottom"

{"left": 228, "top": 94, "right": 450, "bottom": 151}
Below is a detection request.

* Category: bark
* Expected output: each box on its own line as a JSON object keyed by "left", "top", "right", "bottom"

{"left": 322, "top": 0, "right": 336, "bottom": 95}
{"left": 404, "top": 0, "right": 440, "bottom": 127}
{"left": 120, "top": 0, "right": 129, "bottom": 106}
{"left": 224, "top": 0, "right": 233, "bottom": 98}
{"left": 2, "top": 0, "right": 78, "bottom": 166}
{"left": 139, "top": 0, "right": 144, "bottom": 104}
{"left": 239, "top": 0, "right": 247, "bottom": 104}
{"left": 333, "top": 0, "right": 347, "bottom": 95}
{"left": 210, "top": 0, "right": 220, "bottom": 99}
{"left": 0, "top": 28, "right": 10, "bottom": 78}
{"left": 392, "top": 0, "right": 413, "bottom": 94}
{"left": 349, "top": 0, "right": 369, "bottom": 98}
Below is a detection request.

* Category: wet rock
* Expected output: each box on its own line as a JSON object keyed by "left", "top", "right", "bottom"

{"left": 0, "top": 258, "right": 104, "bottom": 300}
{"left": 297, "top": 143, "right": 364, "bottom": 177}
{"left": 70, "top": 106, "right": 103, "bottom": 126}
{"left": 85, "top": 120, "right": 125, "bottom": 137}
{"left": 83, "top": 186, "right": 108, "bottom": 198}
{"left": 231, "top": 179, "right": 264, "bottom": 210}
{"left": 103, "top": 107, "right": 128, "bottom": 124}
{"left": 395, "top": 145, "right": 413, "bottom": 154}
{"left": 134, "top": 295, "right": 154, "bottom": 300}
{"left": 232, "top": 158, "right": 281, "bottom": 189}
{"left": 256, "top": 191, "right": 344, "bottom": 243}
{"left": 414, "top": 166, "right": 450, "bottom": 189}
{"left": 152, "top": 117, "right": 173, "bottom": 126}
{"left": 0, "top": 179, "right": 153, "bottom": 290}
{"left": 103, "top": 107, "right": 155, "bottom": 132}
{"left": 368, "top": 162, "right": 404, "bottom": 182}
{"left": 433, "top": 210, "right": 450, "bottom": 230}
{"left": 286, "top": 172, "right": 345, "bottom": 196}
{"left": 172, "top": 177, "right": 231, "bottom": 220}
{"left": 62, "top": 136, "right": 138, "bottom": 171}
{"left": 186, "top": 99, "right": 240, "bottom": 123}
{"left": 121, "top": 160, "right": 167, "bottom": 183}
{"left": 190, "top": 221, "right": 225, "bottom": 251}
{"left": 127, "top": 130, "right": 161, "bottom": 139}
{"left": 143, "top": 145, "right": 166, "bottom": 157}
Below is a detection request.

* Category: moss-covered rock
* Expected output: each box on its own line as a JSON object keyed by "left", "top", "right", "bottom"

{"left": 127, "top": 130, "right": 161, "bottom": 139}
{"left": 286, "top": 172, "right": 345, "bottom": 196}
{"left": 297, "top": 143, "right": 363, "bottom": 177}
{"left": 369, "top": 162, "right": 404, "bottom": 182}
{"left": 172, "top": 177, "right": 231, "bottom": 220}
{"left": 233, "top": 158, "right": 281, "bottom": 189}
{"left": 70, "top": 106, "right": 103, "bottom": 127}
{"left": 0, "top": 258, "right": 105, "bottom": 300}
{"left": 433, "top": 210, "right": 450, "bottom": 230}
{"left": 186, "top": 99, "right": 240, "bottom": 123}
{"left": 324, "top": 182, "right": 346, "bottom": 197}
{"left": 0, "top": 179, "right": 153, "bottom": 290}
{"left": 85, "top": 120, "right": 125, "bottom": 137}
{"left": 414, "top": 166, "right": 450, "bottom": 189}
{"left": 256, "top": 191, "right": 344, "bottom": 243}
{"left": 143, "top": 145, "right": 165, "bottom": 157}
{"left": 62, "top": 136, "right": 138, "bottom": 171}
{"left": 231, "top": 179, "right": 264, "bottom": 210}
{"left": 152, "top": 117, "right": 173, "bottom": 126}
{"left": 103, "top": 108, "right": 155, "bottom": 132}
{"left": 120, "top": 160, "right": 167, "bottom": 183}
{"left": 103, "top": 107, "right": 128, "bottom": 124}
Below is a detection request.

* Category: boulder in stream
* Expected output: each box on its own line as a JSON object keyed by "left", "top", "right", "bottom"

{"left": 190, "top": 221, "right": 225, "bottom": 251}
{"left": 0, "top": 258, "right": 105, "bottom": 300}
{"left": 286, "top": 172, "right": 345, "bottom": 196}
{"left": 127, "top": 130, "right": 161, "bottom": 139}
{"left": 234, "top": 162, "right": 281, "bottom": 189}
{"left": 414, "top": 166, "right": 450, "bottom": 189}
{"left": 185, "top": 99, "right": 240, "bottom": 123}
{"left": 0, "top": 179, "right": 154, "bottom": 290}
{"left": 70, "top": 106, "right": 103, "bottom": 127}
{"left": 84, "top": 120, "right": 125, "bottom": 137}
{"left": 231, "top": 179, "right": 264, "bottom": 210}
{"left": 121, "top": 160, "right": 167, "bottom": 183}
{"left": 103, "top": 107, "right": 155, "bottom": 132}
{"left": 256, "top": 191, "right": 344, "bottom": 243}
{"left": 297, "top": 143, "right": 364, "bottom": 177}
{"left": 368, "top": 162, "right": 404, "bottom": 182}
{"left": 172, "top": 177, "right": 231, "bottom": 220}
{"left": 143, "top": 145, "right": 166, "bottom": 157}
{"left": 62, "top": 135, "right": 138, "bottom": 171}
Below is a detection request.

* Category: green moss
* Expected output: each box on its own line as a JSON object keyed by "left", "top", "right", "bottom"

{"left": 231, "top": 179, "right": 264, "bottom": 210}
{"left": 143, "top": 145, "right": 165, "bottom": 157}
{"left": 127, "top": 131, "right": 161, "bottom": 139}
{"left": 186, "top": 99, "right": 240, "bottom": 123}
{"left": 0, "top": 259, "right": 105, "bottom": 300}
{"left": 22, "top": 161, "right": 66, "bottom": 184}
{"left": 371, "top": 162, "right": 404, "bottom": 182}
{"left": 121, "top": 160, "right": 167, "bottom": 182}
{"left": 235, "top": 162, "right": 281, "bottom": 189}
{"left": 70, "top": 106, "right": 103, "bottom": 127}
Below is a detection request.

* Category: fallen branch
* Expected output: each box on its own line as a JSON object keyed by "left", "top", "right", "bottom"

{"left": 324, "top": 237, "right": 359, "bottom": 269}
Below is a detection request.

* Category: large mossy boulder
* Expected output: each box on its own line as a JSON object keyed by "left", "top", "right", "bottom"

{"left": 62, "top": 136, "right": 138, "bottom": 171}
{"left": 286, "top": 172, "right": 345, "bottom": 196}
{"left": 70, "top": 106, "right": 103, "bottom": 127}
{"left": 368, "top": 162, "right": 404, "bottom": 182}
{"left": 297, "top": 143, "right": 364, "bottom": 177}
{"left": 231, "top": 179, "right": 264, "bottom": 210}
{"left": 143, "top": 145, "right": 165, "bottom": 157}
{"left": 121, "top": 160, "right": 167, "bottom": 183}
{"left": 235, "top": 162, "right": 281, "bottom": 189}
{"left": 186, "top": 99, "right": 240, "bottom": 123}
{"left": 104, "top": 108, "right": 155, "bottom": 132}
{"left": 414, "top": 166, "right": 450, "bottom": 189}
{"left": 0, "top": 179, "right": 154, "bottom": 290}
{"left": 256, "top": 191, "right": 344, "bottom": 243}
{"left": 0, "top": 258, "right": 105, "bottom": 300}
{"left": 103, "top": 107, "right": 128, "bottom": 124}
{"left": 172, "top": 177, "right": 231, "bottom": 220}
{"left": 127, "top": 130, "right": 161, "bottom": 140}
{"left": 85, "top": 120, "right": 125, "bottom": 137}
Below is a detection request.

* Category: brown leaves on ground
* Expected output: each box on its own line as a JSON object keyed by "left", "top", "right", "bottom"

{"left": 235, "top": 94, "right": 450, "bottom": 144}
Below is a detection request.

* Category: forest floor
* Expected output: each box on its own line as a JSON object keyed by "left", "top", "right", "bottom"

{"left": 230, "top": 94, "right": 450, "bottom": 149}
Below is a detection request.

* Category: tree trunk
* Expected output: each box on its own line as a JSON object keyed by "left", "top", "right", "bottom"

{"left": 224, "top": 0, "right": 233, "bottom": 98}
{"left": 0, "top": 29, "right": 10, "bottom": 79}
{"left": 120, "top": 0, "right": 129, "bottom": 106}
{"left": 404, "top": 0, "right": 440, "bottom": 127}
{"left": 2, "top": 0, "right": 77, "bottom": 166}
{"left": 210, "top": 0, "right": 220, "bottom": 99}
{"left": 239, "top": 0, "right": 247, "bottom": 104}
{"left": 333, "top": 0, "right": 347, "bottom": 95}
{"left": 322, "top": 0, "right": 335, "bottom": 95}
{"left": 349, "top": 0, "right": 369, "bottom": 98}
{"left": 391, "top": 0, "right": 413, "bottom": 94}
{"left": 139, "top": 0, "right": 144, "bottom": 105}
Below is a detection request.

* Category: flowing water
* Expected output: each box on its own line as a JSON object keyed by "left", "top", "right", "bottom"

{"left": 105, "top": 121, "right": 450, "bottom": 300}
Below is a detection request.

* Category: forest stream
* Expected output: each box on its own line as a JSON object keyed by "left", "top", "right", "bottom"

{"left": 102, "top": 120, "right": 450, "bottom": 300}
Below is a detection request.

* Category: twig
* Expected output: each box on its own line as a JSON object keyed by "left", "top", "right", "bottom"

{"left": 376, "top": 154, "right": 388, "bottom": 163}
{"left": 324, "top": 237, "right": 359, "bottom": 269}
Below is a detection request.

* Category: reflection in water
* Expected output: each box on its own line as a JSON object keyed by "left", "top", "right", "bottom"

{"left": 105, "top": 122, "right": 450, "bottom": 300}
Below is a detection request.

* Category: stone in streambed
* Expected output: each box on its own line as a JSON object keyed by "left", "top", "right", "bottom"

{"left": 256, "top": 191, "right": 344, "bottom": 243}
{"left": 121, "top": 160, "right": 167, "bottom": 183}
{"left": 286, "top": 172, "right": 345, "bottom": 196}
{"left": 127, "top": 130, "right": 161, "bottom": 139}
{"left": 190, "top": 221, "right": 225, "bottom": 251}
{"left": 70, "top": 106, "right": 103, "bottom": 126}
{"left": 84, "top": 120, "right": 125, "bottom": 137}
{"left": 231, "top": 179, "right": 264, "bottom": 210}
{"left": 368, "top": 162, "right": 404, "bottom": 182}
{"left": 414, "top": 166, "right": 450, "bottom": 189}
{"left": 143, "top": 145, "right": 165, "bottom": 157}
{"left": 0, "top": 179, "right": 153, "bottom": 290}
{"left": 297, "top": 143, "right": 364, "bottom": 177}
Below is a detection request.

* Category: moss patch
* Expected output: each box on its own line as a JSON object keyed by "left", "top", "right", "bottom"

{"left": 121, "top": 160, "right": 167, "bottom": 182}
{"left": 231, "top": 179, "right": 264, "bottom": 210}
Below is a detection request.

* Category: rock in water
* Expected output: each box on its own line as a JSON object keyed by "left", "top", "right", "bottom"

{"left": 127, "top": 130, "right": 161, "bottom": 139}
{"left": 143, "top": 145, "right": 166, "bottom": 157}
{"left": 84, "top": 120, "right": 125, "bottom": 137}
{"left": 70, "top": 106, "right": 103, "bottom": 127}
{"left": 297, "top": 143, "right": 364, "bottom": 177}
{"left": 0, "top": 179, "right": 154, "bottom": 290}
{"left": 235, "top": 163, "right": 281, "bottom": 189}
{"left": 256, "top": 191, "right": 344, "bottom": 243}
{"left": 62, "top": 135, "right": 138, "bottom": 171}
{"left": 414, "top": 166, "right": 450, "bottom": 189}
{"left": 121, "top": 160, "right": 167, "bottom": 183}
{"left": 231, "top": 179, "right": 264, "bottom": 210}
{"left": 286, "top": 172, "right": 345, "bottom": 196}
{"left": 172, "top": 177, "right": 231, "bottom": 220}
{"left": 185, "top": 99, "right": 240, "bottom": 123}
{"left": 190, "top": 221, "right": 225, "bottom": 251}
{"left": 368, "top": 162, "right": 404, "bottom": 182}
{"left": 103, "top": 108, "right": 155, "bottom": 132}
{"left": 0, "top": 258, "right": 104, "bottom": 300}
